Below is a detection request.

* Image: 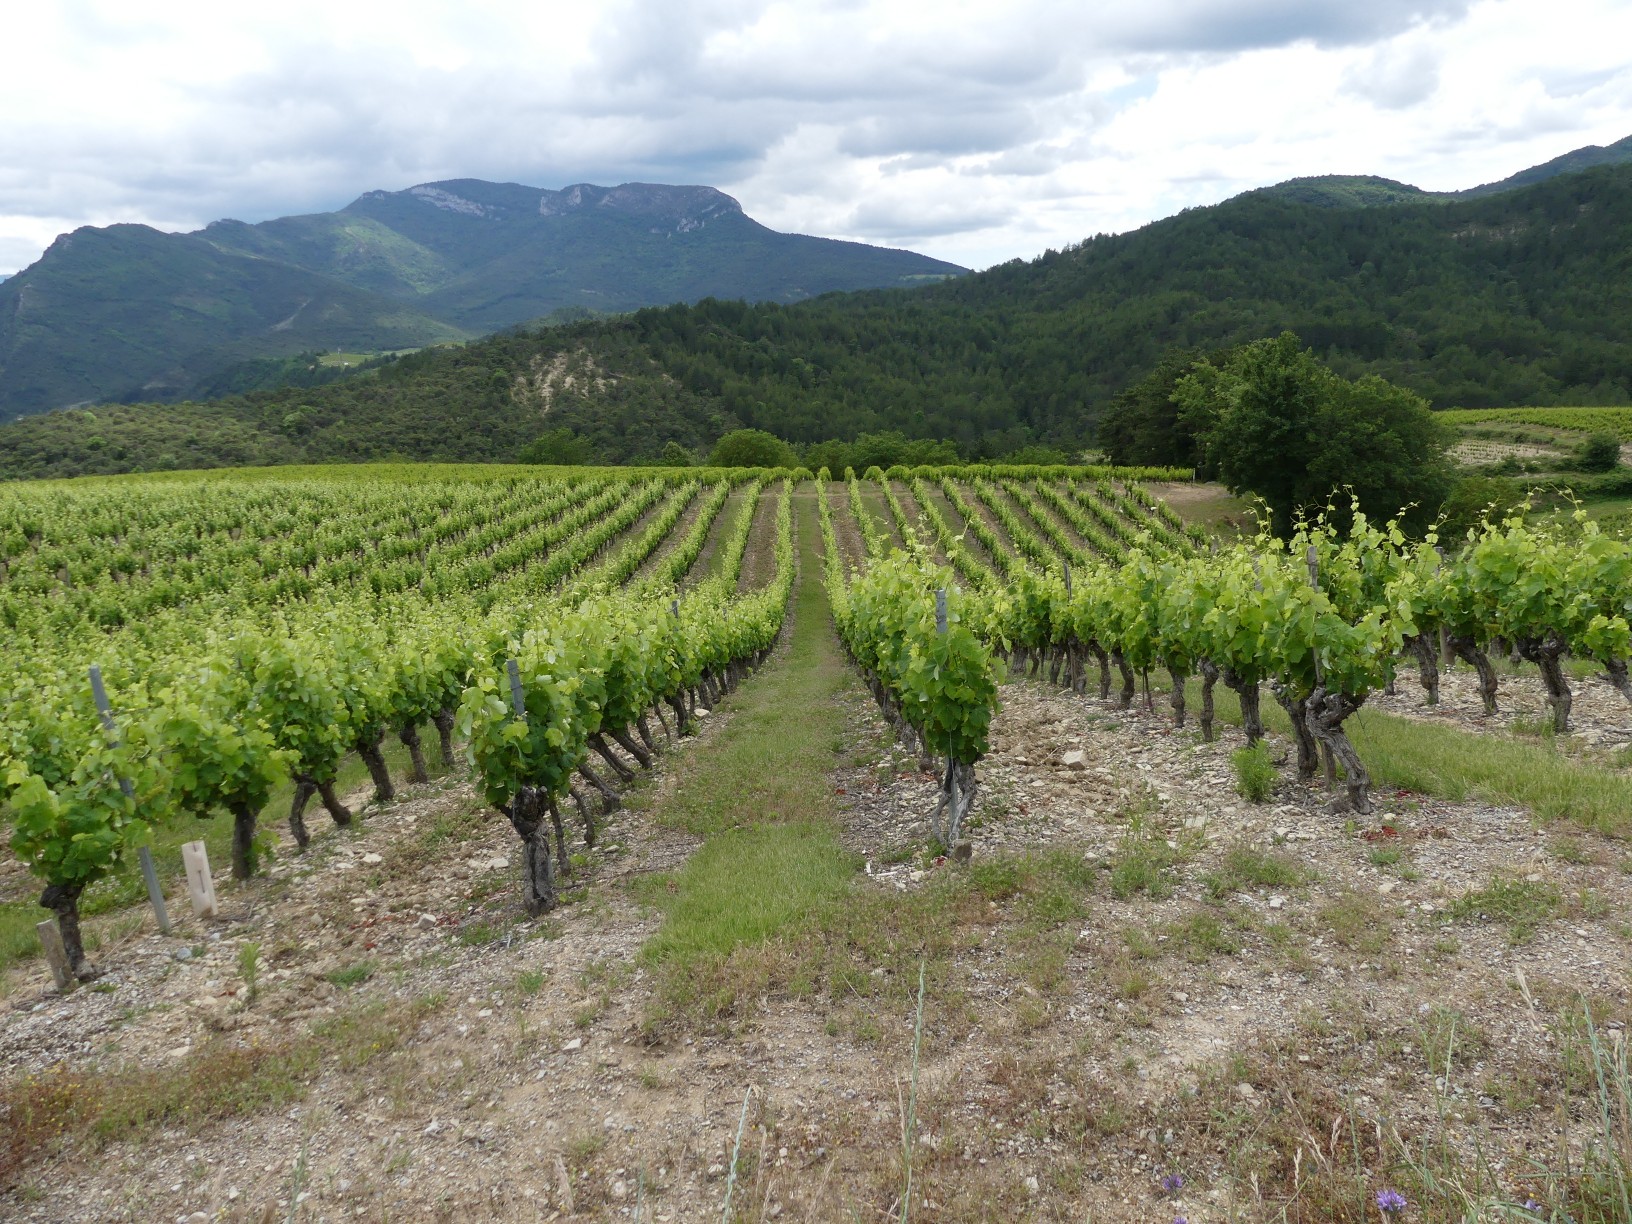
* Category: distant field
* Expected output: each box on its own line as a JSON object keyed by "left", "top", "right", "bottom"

{"left": 1439, "top": 405, "right": 1632, "bottom": 439}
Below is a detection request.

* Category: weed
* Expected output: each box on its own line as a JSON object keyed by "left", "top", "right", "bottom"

{"left": 1169, "top": 910, "right": 1240, "bottom": 962}
{"left": 325, "top": 961, "right": 375, "bottom": 989}
{"left": 1320, "top": 892, "right": 1393, "bottom": 955}
{"left": 1108, "top": 829, "right": 1180, "bottom": 900}
{"left": 1205, "top": 842, "right": 1306, "bottom": 899}
{"left": 1368, "top": 845, "right": 1403, "bottom": 868}
{"left": 237, "top": 941, "right": 261, "bottom": 1003}
{"left": 1449, "top": 877, "right": 1563, "bottom": 944}
{"left": 1232, "top": 741, "right": 1277, "bottom": 802}
{"left": 516, "top": 970, "right": 545, "bottom": 996}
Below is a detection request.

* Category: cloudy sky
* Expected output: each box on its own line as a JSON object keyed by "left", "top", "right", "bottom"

{"left": 3, "top": 0, "right": 1629, "bottom": 275}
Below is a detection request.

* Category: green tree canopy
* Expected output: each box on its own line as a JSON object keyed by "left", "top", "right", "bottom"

{"left": 1175, "top": 333, "right": 1452, "bottom": 536}
{"left": 708, "top": 428, "right": 796, "bottom": 468}
{"left": 518, "top": 427, "right": 595, "bottom": 465}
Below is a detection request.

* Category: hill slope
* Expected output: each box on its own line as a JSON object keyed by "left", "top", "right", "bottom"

{"left": 5, "top": 154, "right": 1632, "bottom": 479}
{"left": 0, "top": 181, "right": 965, "bottom": 420}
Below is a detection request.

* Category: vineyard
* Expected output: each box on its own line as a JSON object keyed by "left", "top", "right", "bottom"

{"left": 3, "top": 462, "right": 1632, "bottom": 1222}
{"left": 1438, "top": 406, "right": 1632, "bottom": 441}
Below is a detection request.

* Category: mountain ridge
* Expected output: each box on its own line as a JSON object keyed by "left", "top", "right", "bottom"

{"left": 0, "top": 179, "right": 965, "bottom": 420}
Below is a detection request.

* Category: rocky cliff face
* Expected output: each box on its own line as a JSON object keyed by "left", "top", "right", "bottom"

{"left": 375, "top": 179, "right": 744, "bottom": 234}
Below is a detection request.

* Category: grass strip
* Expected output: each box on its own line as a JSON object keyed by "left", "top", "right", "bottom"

{"left": 636, "top": 487, "right": 860, "bottom": 1014}
{"left": 1177, "top": 678, "right": 1632, "bottom": 835}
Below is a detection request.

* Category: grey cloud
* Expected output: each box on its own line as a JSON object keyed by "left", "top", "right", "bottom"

{"left": 1343, "top": 44, "right": 1441, "bottom": 109}
{"left": 1090, "top": 0, "right": 1471, "bottom": 53}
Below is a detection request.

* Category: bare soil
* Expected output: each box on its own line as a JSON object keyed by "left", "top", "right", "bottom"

{"left": 4, "top": 666, "right": 1628, "bottom": 1221}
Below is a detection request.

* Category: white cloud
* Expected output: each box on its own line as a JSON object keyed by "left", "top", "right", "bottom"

{"left": 0, "top": 0, "right": 1628, "bottom": 274}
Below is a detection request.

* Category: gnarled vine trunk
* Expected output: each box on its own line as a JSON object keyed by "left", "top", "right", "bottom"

{"left": 357, "top": 733, "right": 395, "bottom": 802}
{"left": 1604, "top": 657, "right": 1632, "bottom": 705}
{"left": 1272, "top": 686, "right": 1319, "bottom": 780}
{"left": 231, "top": 801, "right": 260, "bottom": 879}
{"left": 1304, "top": 687, "right": 1371, "bottom": 813}
{"left": 399, "top": 721, "right": 430, "bottom": 784}
{"left": 1516, "top": 634, "right": 1573, "bottom": 733}
{"left": 289, "top": 778, "right": 317, "bottom": 849}
{"left": 929, "top": 757, "right": 977, "bottom": 850}
{"left": 502, "top": 787, "right": 557, "bottom": 916}
{"left": 1167, "top": 665, "right": 1187, "bottom": 727}
{"left": 1088, "top": 642, "right": 1111, "bottom": 700}
{"left": 1198, "top": 660, "right": 1220, "bottom": 743}
{"left": 1449, "top": 636, "right": 1499, "bottom": 715}
{"left": 432, "top": 708, "right": 458, "bottom": 768}
{"left": 1222, "top": 668, "right": 1263, "bottom": 744}
{"left": 40, "top": 882, "right": 93, "bottom": 983}
{"left": 1409, "top": 634, "right": 1440, "bottom": 706}
{"left": 1112, "top": 651, "right": 1135, "bottom": 710}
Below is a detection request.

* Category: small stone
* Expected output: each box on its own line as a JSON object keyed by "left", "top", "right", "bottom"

{"left": 424, "top": 1119, "right": 444, "bottom": 1136}
{"left": 361, "top": 853, "right": 383, "bottom": 865}
{"left": 1235, "top": 1082, "right": 1257, "bottom": 1100}
{"left": 187, "top": 1213, "right": 210, "bottom": 1224}
{"left": 1173, "top": 991, "right": 1188, "bottom": 1004}
{"left": 1268, "top": 896, "right": 1285, "bottom": 910}
{"left": 172, "top": 947, "right": 193, "bottom": 962}
{"left": 487, "top": 856, "right": 508, "bottom": 870}
{"left": 477, "top": 1009, "right": 493, "bottom": 1018}
{"left": 417, "top": 913, "right": 438, "bottom": 930}
{"left": 564, "top": 1038, "right": 583, "bottom": 1052}
{"left": 1024, "top": 1175, "right": 1040, "bottom": 1196}
{"left": 707, "top": 1163, "right": 726, "bottom": 1179}
{"left": 610, "top": 1180, "right": 629, "bottom": 1201}
{"left": 1378, "top": 881, "right": 1398, "bottom": 895}
{"left": 1061, "top": 749, "right": 1087, "bottom": 770}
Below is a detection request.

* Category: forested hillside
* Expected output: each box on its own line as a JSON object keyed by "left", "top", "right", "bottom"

{"left": 5, "top": 161, "right": 1632, "bottom": 479}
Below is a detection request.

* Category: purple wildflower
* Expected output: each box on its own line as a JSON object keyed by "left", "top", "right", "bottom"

{"left": 1161, "top": 1172, "right": 1184, "bottom": 1194}
{"left": 1522, "top": 1202, "right": 1542, "bottom": 1215}
{"left": 1376, "top": 1188, "right": 1407, "bottom": 1214}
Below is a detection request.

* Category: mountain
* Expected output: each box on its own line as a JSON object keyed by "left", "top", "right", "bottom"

{"left": 0, "top": 180, "right": 965, "bottom": 420}
{"left": 1255, "top": 134, "right": 1632, "bottom": 208}
{"left": 5, "top": 146, "right": 1632, "bottom": 480}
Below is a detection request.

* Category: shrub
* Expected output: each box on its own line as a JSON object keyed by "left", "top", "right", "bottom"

{"left": 1232, "top": 742, "right": 1276, "bottom": 802}
{"left": 1578, "top": 432, "right": 1622, "bottom": 473}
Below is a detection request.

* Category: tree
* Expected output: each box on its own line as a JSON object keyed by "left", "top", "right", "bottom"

{"left": 708, "top": 428, "right": 795, "bottom": 468}
{"left": 519, "top": 427, "right": 594, "bottom": 465}
{"left": 1578, "top": 432, "right": 1622, "bottom": 472}
{"left": 1176, "top": 333, "right": 1452, "bottom": 536}
{"left": 660, "top": 440, "right": 693, "bottom": 467}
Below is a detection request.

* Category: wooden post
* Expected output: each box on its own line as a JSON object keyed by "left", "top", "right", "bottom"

{"left": 935, "top": 588, "right": 948, "bottom": 635}
{"left": 137, "top": 846, "right": 172, "bottom": 935}
{"left": 36, "top": 920, "right": 74, "bottom": 992}
{"left": 506, "top": 658, "right": 526, "bottom": 718}
{"left": 90, "top": 665, "right": 171, "bottom": 934}
{"left": 1304, "top": 545, "right": 1323, "bottom": 687}
{"left": 181, "top": 841, "right": 218, "bottom": 918}
{"left": 1063, "top": 561, "right": 1072, "bottom": 596}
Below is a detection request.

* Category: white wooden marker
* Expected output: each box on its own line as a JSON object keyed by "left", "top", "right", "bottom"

{"left": 181, "top": 841, "right": 218, "bottom": 918}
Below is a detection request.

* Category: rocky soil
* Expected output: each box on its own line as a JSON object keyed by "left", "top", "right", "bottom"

{"left": 3, "top": 657, "right": 1629, "bottom": 1221}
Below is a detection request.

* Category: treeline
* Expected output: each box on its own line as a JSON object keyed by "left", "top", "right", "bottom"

{"left": 6, "top": 163, "right": 1632, "bottom": 479}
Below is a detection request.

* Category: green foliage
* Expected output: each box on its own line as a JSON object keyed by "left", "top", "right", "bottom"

{"left": 1176, "top": 333, "right": 1453, "bottom": 536}
{"left": 1232, "top": 742, "right": 1277, "bottom": 802}
{"left": 1579, "top": 432, "right": 1623, "bottom": 472}
{"left": 708, "top": 428, "right": 797, "bottom": 469}
{"left": 518, "top": 427, "right": 595, "bottom": 465}
{"left": 13, "top": 162, "right": 1632, "bottom": 481}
